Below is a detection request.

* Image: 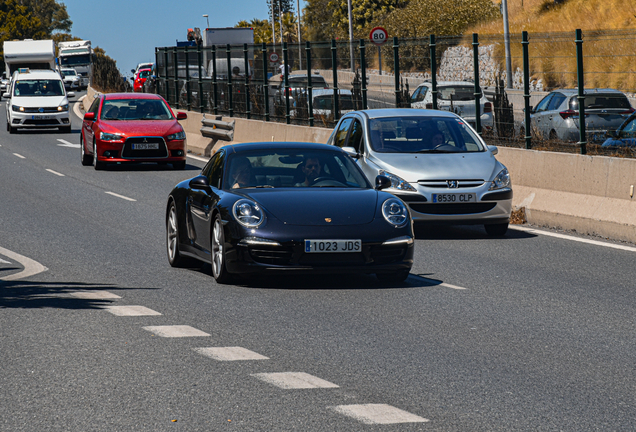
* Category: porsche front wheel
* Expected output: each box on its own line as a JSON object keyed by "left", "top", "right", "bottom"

{"left": 211, "top": 214, "right": 233, "bottom": 284}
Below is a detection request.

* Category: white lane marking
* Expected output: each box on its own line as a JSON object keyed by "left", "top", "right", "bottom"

{"left": 187, "top": 154, "right": 208, "bottom": 162}
{"left": 103, "top": 305, "right": 162, "bottom": 316}
{"left": 45, "top": 169, "right": 65, "bottom": 177}
{"left": 0, "top": 246, "right": 48, "bottom": 281}
{"left": 57, "top": 139, "right": 80, "bottom": 148}
{"left": 418, "top": 277, "right": 467, "bottom": 290}
{"left": 105, "top": 191, "right": 136, "bottom": 202}
{"left": 331, "top": 404, "right": 429, "bottom": 425}
{"left": 251, "top": 372, "right": 339, "bottom": 389}
{"left": 0, "top": 258, "right": 11, "bottom": 264}
{"left": 70, "top": 291, "right": 121, "bottom": 299}
{"left": 143, "top": 325, "right": 210, "bottom": 338}
{"left": 13, "top": 153, "right": 25, "bottom": 159}
{"left": 512, "top": 226, "right": 636, "bottom": 253}
{"left": 194, "top": 347, "right": 269, "bottom": 361}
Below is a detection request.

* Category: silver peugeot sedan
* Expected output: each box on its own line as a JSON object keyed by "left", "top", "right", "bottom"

{"left": 326, "top": 109, "right": 513, "bottom": 236}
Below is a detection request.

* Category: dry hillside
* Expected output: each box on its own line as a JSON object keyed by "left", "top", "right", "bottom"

{"left": 466, "top": 0, "right": 636, "bottom": 91}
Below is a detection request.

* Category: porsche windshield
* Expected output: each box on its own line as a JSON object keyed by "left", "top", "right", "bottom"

{"left": 369, "top": 116, "right": 485, "bottom": 153}
{"left": 224, "top": 149, "right": 370, "bottom": 189}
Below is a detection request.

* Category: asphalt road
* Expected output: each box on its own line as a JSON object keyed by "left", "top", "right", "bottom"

{"left": 2, "top": 94, "right": 636, "bottom": 431}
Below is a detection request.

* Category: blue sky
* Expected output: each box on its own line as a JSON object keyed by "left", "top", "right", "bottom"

{"left": 60, "top": 0, "right": 293, "bottom": 77}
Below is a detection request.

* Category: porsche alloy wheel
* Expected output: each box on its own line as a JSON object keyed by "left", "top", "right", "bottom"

{"left": 211, "top": 214, "right": 232, "bottom": 284}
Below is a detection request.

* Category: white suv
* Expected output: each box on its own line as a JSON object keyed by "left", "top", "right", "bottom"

{"left": 4, "top": 69, "right": 74, "bottom": 133}
{"left": 410, "top": 81, "right": 494, "bottom": 131}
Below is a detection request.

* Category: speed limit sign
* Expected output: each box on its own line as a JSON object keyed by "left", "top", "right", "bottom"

{"left": 370, "top": 27, "right": 388, "bottom": 46}
{"left": 269, "top": 52, "right": 279, "bottom": 63}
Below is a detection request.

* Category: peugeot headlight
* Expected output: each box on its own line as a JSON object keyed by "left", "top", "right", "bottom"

{"left": 382, "top": 198, "right": 409, "bottom": 228}
{"left": 100, "top": 132, "right": 123, "bottom": 141}
{"left": 379, "top": 170, "right": 417, "bottom": 192}
{"left": 232, "top": 199, "right": 265, "bottom": 228}
{"left": 57, "top": 104, "right": 69, "bottom": 112}
{"left": 167, "top": 130, "right": 186, "bottom": 140}
{"left": 12, "top": 105, "right": 24, "bottom": 112}
{"left": 489, "top": 167, "right": 511, "bottom": 190}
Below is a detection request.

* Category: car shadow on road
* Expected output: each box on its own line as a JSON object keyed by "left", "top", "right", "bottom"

{"left": 8, "top": 128, "right": 78, "bottom": 135}
{"left": 0, "top": 280, "right": 157, "bottom": 310}
{"left": 98, "top": 162, "right": 199, "bottom": 172}
{"left": 414, "top": 224, "right": 537, "bottom": 241}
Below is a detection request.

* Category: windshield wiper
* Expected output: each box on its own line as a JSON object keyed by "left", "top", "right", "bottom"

{"left": 415, "top": 149, "right": 461, "bottom": 153}
{"left": 254, "top": 185, "right": 275, "bottom": 188}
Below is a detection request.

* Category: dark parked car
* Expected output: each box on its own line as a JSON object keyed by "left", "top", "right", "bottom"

{"left": 166, "top": 142, "right": 414, "bottom": 284}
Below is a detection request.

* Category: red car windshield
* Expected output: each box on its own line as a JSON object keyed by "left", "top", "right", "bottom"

{"left": 101, "top": 99, "right": 173, "bottom": 120}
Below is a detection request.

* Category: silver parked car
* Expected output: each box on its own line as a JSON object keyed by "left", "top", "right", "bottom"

{"left": 525, "top": 88, "right": 634, "bottom": 142}
{"left": 410, "top": 81, "right": 494, "bottom": 132}
{"left": 327, "top": 109, "right": 512, "bottom": 236}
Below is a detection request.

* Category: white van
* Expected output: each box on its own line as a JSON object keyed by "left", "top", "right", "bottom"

{"left": 4, "top": 68, "right": 74, "bottom": 133}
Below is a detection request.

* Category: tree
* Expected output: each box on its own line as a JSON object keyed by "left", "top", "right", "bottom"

{"left": 266, "top": 0, "right": 295, "bottom": 22}
{"left": 326, "top": 0, "right": 403, "bottom": 39}
{"left": 21, "top": 0, "right": 72, "bottom": 35}
{"left": 236, "top": 18, "right": 273, "bottom": 44}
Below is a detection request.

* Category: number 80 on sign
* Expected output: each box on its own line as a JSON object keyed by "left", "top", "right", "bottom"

{"left": 369, "top": 27, "right": 388, "bottom": 46}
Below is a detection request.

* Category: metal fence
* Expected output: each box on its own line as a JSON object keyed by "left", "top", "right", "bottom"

{"left": 155, "top": 29, "right": 636, "bottom": 157}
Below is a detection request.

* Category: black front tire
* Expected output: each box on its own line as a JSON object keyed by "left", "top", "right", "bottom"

{"left": 80, "top": 134, "right": 93, "bottom": 166}
{"left": 485, "top": 223, "right": 509, "bottom": 236}
{"left": 211, "top": 214, "right": 233, "bottom": 284}
{"left": 60, "top": 126, "right": 72, "bottom": 133}
{"left": 376, "top": 269, "right": 410, "bottom": 284}
{"left": 93, "top": 138, "right": 106, "bottom": 170}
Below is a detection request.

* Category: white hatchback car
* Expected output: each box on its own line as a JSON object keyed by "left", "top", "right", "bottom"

{"left": 4, "top": 69, "right": 74, "bottom": 133}
{"left": 410, "top": 81, "right": 494, "bottom": 131}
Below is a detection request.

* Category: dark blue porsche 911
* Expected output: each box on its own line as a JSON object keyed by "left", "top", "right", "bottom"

{"left": 166, "top": 142, "right": 414, "bottom": 284}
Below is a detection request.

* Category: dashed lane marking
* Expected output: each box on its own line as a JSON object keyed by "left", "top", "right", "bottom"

{"left": 57, "top": 139, "right": 80, "bottom": 148}
{"left": 45, "top": 169, "right": 65, "bottom": 177}
{"left": 105, "top": 191, "right": 136, "bottom": 202}
{"left": 104, "top": 305, "right": 162, "bottom": 316}
{"left": 143, "top": 325, "right": 210, "bottom": 338}
{"left": 251, "top": 372, "right": 339, "bottom": 389}
{"left": 13, "top": 153, "right": 25, "bottom": 159}
{"left": 187, "top": 154, "right": 208, "bottom": 162}
{"left": 0, "top": 246, "right": 48, "bottom": 281}
{"left": 331, "top": 404, "right": 429, "bottom": 425}
{"left": 512, "top": 226, "right": 636, "bottom": 253}
{"left": 70, "top": 291, "right": 121, "bottom": 299}
{"left": 194, "top": 347, "right": 269, "bottom": 361}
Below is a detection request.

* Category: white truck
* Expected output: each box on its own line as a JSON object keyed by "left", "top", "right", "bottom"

{"left": 57, "top": 40, "right": 92, "bottom": 89}
{"left": 3, "top": 39, "right": 56, "bottom": 77}
{"left": 201, "top": 27, "right": 255, "bottom": 78}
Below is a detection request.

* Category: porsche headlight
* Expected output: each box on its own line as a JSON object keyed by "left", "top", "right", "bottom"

{"left": 100, "top": 132, "right": 123, "bottom": 141}
{"left": 167, "top": 130, "right": 186, "bottom": 140}
{"left": 12, "top": 105, "right": 24, "bottom": 112}
{"left": 379, "top": 170, "right": 417, "bottom": 192}
{"left": 57, "top": 104, "right": 69, "bottom": 112}
{"left": 489, "top": 167, "right": 511, "bottom": 190}
{"left": 232, "top": 199, "right": 265, "bottom": 228}
{"left": 382, "top": 198, "right": 409, "bottom": 228}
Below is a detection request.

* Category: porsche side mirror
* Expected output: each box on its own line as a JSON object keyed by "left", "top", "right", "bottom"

{"left": 83, "top": 112, "right": 95, "bottom": 121}
{"left": 176, "top": 112, "right": 187, "bottom": 120}
{"left": 189, "top": 175, "right": 210, "bottom": 190}
{"left": 375, "top": 175, "right": 391, "bottom": 190}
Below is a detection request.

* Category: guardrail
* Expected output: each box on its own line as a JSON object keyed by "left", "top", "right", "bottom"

{"left": 199, "top": 115, "right": 235, "bottom": 156}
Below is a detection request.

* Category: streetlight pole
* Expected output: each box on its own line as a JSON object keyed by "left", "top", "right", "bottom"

{"left": 347, "top": 0, "right": 354, "bottom": 71}
{"left": 297, "top": 0, "right": 302, "bottom": 70}
{"left": 502, "top": 0, "right": 512, "bottom": 88}
{"left": 202, "top": 14, "right": 209, "bottom": 29}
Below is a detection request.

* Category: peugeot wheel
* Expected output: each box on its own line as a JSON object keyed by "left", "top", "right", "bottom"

{"left": 211, "top": 214, "right": 232, "bottom": 284}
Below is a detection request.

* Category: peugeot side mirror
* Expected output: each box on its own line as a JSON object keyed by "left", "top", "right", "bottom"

{"left": 189, "top": 175, "right": 210, "bottom": 190}
{"left": 375, "top": 175, "right": 392, "bottom": 190}
{"left": 341, "top": 146, "right": 360, "bottom": 158}
{"left": 487, "top": 145, "right": 498, "bottom": 155}
{"left": 83, "top": 112, "right": 95, "bottom": 121}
